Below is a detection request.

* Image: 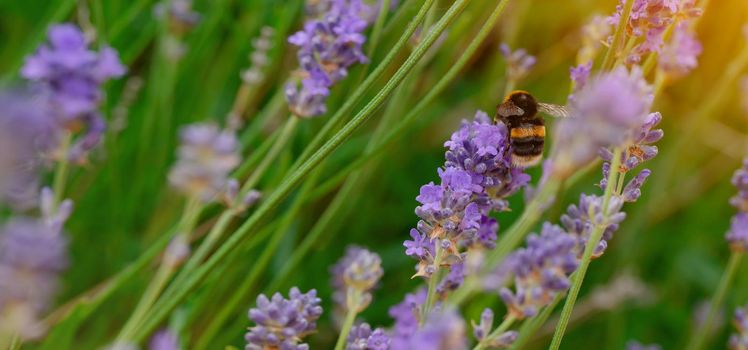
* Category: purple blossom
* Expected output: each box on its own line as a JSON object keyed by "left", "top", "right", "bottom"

{"left": 245, "top": 287, "right": 323, "bottom": 350}
{"left": 659, "top": 22, "right": 702, "bottom": 78}
{"left": 499, "top": 43, "right": 536, "bottom": 84}
{"left": 561, "top": 194, "right": 626, "bottom": 258}
{"left": 346, "top": 323, "right": 390, "bottom": 350}
{"left": 168, "top": 123, "right": 240, "bottom": 202}
{"left": 330, "top": 246, "right": 383, "bottom": 312}
{"left": 21, "top": 23, "right": 125, "bottom": 160}
{"left": 551, "top": 67, "right": 653, "bottom": 178}
{"left": 388, "top": 289, "right": 427, "bottom": 337}
{"left": 437, "top": 261, "right": 465, "bottom": 295}
{"left": 391, "top": 308, "right": 467, "bottom": 350}
{"left": 570, "top": 62, "right": 592, "bottom": 91}
{"left": 608, "top": 0, "right": 701, "bottom": 64}
{"left": 286, "top": 0, "right": 370, "bottom": 118}
{"left": 730, "top": 304, "right": 748, "bottom": 350}
{"left": 154, "top": 0, "right": 201, "bottom": 32}
{"left": 0, "top": 216, "right": 69, "bottom": 339}
{"left": 149, "top": 329, "right": 180, "bottom": 350}
{"left": 727, "top": 160, "right": 748, "bottom": 251}
{"left": 500, "top": 223, "right": 579, "bottom": 319}
{"left": 578, "top": 16, "right": 611, "bottom": 64}
{"left": 0, "top": 88, "right": 59, "bottom": 209}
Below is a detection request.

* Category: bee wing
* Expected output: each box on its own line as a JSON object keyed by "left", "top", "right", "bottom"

{"left": 537, "top": 102, "right": 570, "bottom": 118}
{"left": 497, "top": 101, "right": 524, "bottom": 117}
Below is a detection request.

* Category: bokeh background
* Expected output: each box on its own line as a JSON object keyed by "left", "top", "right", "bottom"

{"left": 2, "top": 0, "right": 748, "bottom": 348}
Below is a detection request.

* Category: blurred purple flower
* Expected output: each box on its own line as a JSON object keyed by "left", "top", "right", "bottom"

{"left": 727, "top": 160, "right": 748, "bottom": 251}
{"left": 245, "top": 287, "right": 323, "bottom": 350}
{"left": 561, "top": 194, "right": 626, "bottom": 258}
{"left": 578, "top": 15, "right": 611, "bottom": 64}
{"left": 570, "top": 62, "right": 592, "bottom": 91}
{"left": 346, "top": 323, "right": 390, "bottom": 350}
{"left": 0, "top": 215, "right": 69, "bottom": 339}
{"left": 154, "top": 0, "right": 201, "bottom": 33}
{"left": 626, "top": 340, "right": 662, "bottom": 350}
{"left": 330, "top": 246, "right": 383, "bottom": 312}
{"left": 0, "top": 88, "right": 58, "bottom": 209}
{"left": 499, "top": 43, "right": 536, "bottom": 85}
{"left": 168, "top": 123, "right": 240, "bottom": 202}
{"left": 391, "top": 308, "right": 467, "bottom": 350}
{"left": 730, "top": 305, "right": 748, "bottom": 350}
{"left": 500, "top": 223, "right": 578, "bottom": 319}
{"left": 286, "top": 0, "right": 370, "bottom": 118}
{"left": 470, "top": 308, "right": 517, "bottom": 348}
{"left": 659, "top": 22, "right": 702, "bottom": 78}
{"left": 551, "top": 67, "right": 653, "bottom": 178}
{"left": 149, "top": 328, "right": 180, "bottom": 350}
{"left": 389, "top": 289, "right": 427, "bottom": 337}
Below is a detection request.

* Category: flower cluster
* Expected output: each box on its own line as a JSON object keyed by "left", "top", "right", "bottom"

{"left": 608, "top": 0, "right": 701, "bottom": 64}
{"left": 241, "top": 27, "right": 275, "bottom": 86}
{"left": 245, "top": 287, "right": 323, "bottom": 350}
{"left": 391, "top": 308, "right": 467, "bottom": 350}
{"left": 21, "top": 23, "right": 125, "bottom": 161}
{"left": 388, "top": 289, "right": 427, "bottom": 339}
{"left": 168, "top": 123, "right": 240, "bottom": 202}
{"left": 0, "top": 189, "right": 72, "bottom": 340}
{"left": 0, "top": 88, "right": 58, "bottom": 209}
{"left": 472, "top": 308, "right": 518, "bottom": 348}
{"left": 726, "top": 160, "right": 748, "bottom": 251}
{"left": 551, "top": 67, "right": 653, "bottom": 178}
{"left": 577, "top": 15, "right": 611, "bottom": 65}
{"left": 346, "top": 323, "right": 389, "bottom": 350}
{"left": 731, "top": 304, "right": 748, "bottom": 350}
{"left": 499, "top": 44, "right": 537, "bottom": 87}
{"left": 562, "top": 194, "right": 627, "bottom": 258}
{"left": 286, "top": 0, "right": 370, "bottom": 118}
{"left": 405, "top": 111, "right": 529, "bottom": 280}
{"left": 658, "top": 22, "right": 702, "bottom": 78}
{"left": 330, "top": 246, "right": 384, "bottom": 312}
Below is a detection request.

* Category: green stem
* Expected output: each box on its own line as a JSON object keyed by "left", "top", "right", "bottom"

{"left": 365, "top": 0, "right": 391, "bottom": 60}
{"left": 240, "top": 116, "right": 299, "bottom": 193}
{"left": 687, "top": 251, "right": 744, "bottom": 350}
{"left": 601, "top": 0, "right": 634, "bottom": 70}
{"left": 130, "top": 0, "right": 470, "bottom": 340}
{"left": 114, "top": 197, "right": 201, "bottom": 343}
{"left": 53, "top": 132, "right": 72, "bottom": 206}
{"left": 334, "top": 290, "right": 362, "bottom": 350}
{"left": 548, "top": 148, "right": 623, "bottom": 350}
{"left": 511, "top": 294, "right": 563, "bottom": 349}
{"left": 474, "top": 315, "right": 517, "bottom": 350}
{"left": 422, "top": 243, "right": 444, "bottom": 320}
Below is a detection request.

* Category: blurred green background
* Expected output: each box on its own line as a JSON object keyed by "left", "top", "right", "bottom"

{"left": 2, "top": 0, "right": 748, "bottom": 348}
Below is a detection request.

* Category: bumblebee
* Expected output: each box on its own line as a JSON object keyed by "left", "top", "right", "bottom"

{"left": 495, "top": 90, "right": 569, "bottom": 168}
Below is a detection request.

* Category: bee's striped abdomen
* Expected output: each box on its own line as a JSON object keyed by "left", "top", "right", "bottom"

{"left": 509, "top": 124, "right": 545, "bottom": 168}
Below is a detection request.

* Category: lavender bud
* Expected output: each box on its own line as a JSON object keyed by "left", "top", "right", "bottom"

{"left": 245, "top": 287, "right": 322, "bottom": 350}
{"left": 471, "top": 308, "right": 493, "bottom": 341}
{"left": 331, "top": 246, "right": 383, "bottom": 312}
{"left": 659, "top": 22, "right": 703, "bottom": 78}
{"left": 391, "top": 308, "right": 467, "bottom": 350}
{"left": 149, "top": 328, "right": 180, "bottom": 350}
{"left": 499, "top": 43, "right": 536, "bottom": 84}
{"left": 346, "top": 323, "right": 390, "bottom": 350}
{"left": 730, "top": 304, "right": 748, "bottom": 350}
{"left": 727, "top": 160, "right": 748, "bottom": 251}
{"left": 168, "top": 123, "right": 240, "bottom": 202}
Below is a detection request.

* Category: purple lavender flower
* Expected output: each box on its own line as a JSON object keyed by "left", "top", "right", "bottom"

{"left": 730, "top": 304, "right": 748, "bottom": 350}
{"left": 659, "top": 22, "right": 702, "bottom": 78}
{"left": 388, "top": 289, "right": 427, "bottom": 337}
{"left": 286, "top": 0, "right": 369, "bottom": 118}
{"left": 577, "top": 15, "right": 611, "bottom": 64}
{"left": 499, "top": 44, "right": 536, "bottom": 85}
{"left": 346, "top": 323, "right": 390, "bottom": 350}
{"left": 499, "top": 223, "right": 579, "bottom": 319}
{"left": 608, "top": 0, "right": 701, "bottom": 64}
{"left": 0, "top": 88, "right": 58, "bottom": 209}
{"left": 21, "top": 23, "right": 125, "bottom": 160}
{"left": 551, "top": 67, "right": 653, "bottom": 178}
{"left": 331, "top": 246, "right": 383, "bottom": 312}
{"left": 391, "top": 308, "right": 467, "bottom": 350}
{"left": 570, "top": 62, "right": 592, "bottom": 91}
{"left": 154, "top": 0, "right": 201, "bottom": 34}
{"left": 561, "top": 194, "right": 626, "bottom": 258}
{"left": 727, "top": 160, "right": 748, "bottom": 251}
{"left": 245, "top": 287, "right": 323, "bottom": 350}
{"left": 240, "top": 27, "right": 275, "bottom": 86}
{"left": 0, "top": 216, "right": 69, "bottom": 339}
{"left": 626, "top": 340, "right": 662, "bottom": 350}
{"left": 168, "top": 123, "right": 240, "bottom": 202}
{"left": 437, "top": 261, "right": 465, "bottom": 295}
{"left": 149, "top": 328, "right": 180, "bottom": 350}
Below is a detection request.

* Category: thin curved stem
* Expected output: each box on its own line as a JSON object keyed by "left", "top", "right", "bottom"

{"left": 601, "top": 0, "right": 634, "bottom": 71}
{"left": 687, "top": 251, "right": 744, "bottom": 350}
{"left": 334, "top": 290, "right": 363, "bottom": 350}
{"left": 53, "top": 132, "right": 72, "bottom": 206}
{"left": 548, "top": 148, "right": 623, "bottom": 350}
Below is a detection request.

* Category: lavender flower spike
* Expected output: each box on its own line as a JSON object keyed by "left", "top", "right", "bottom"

{"left": 500, "top": 223, "right": 579, "bottom": 319}
{"left": 551, "top": 67, "right": 653, "bottom": 178}
{"left": 658, "top": 22, "right": 703, "bottom": 78}
{"left": 730, "top": 304, "right": 748, "bottom": 350}
{"left": 499, "top": 43, "right": 536, "bottom": 86}
{"left": 286, "top": 0, "right": 370, "bottom": 118}
{"left": 391, "top": 308, "right": 467, "bottom": 350}
{"left": 168, "top": 123, "right": 240, "bottom": 202}
{"left": 331, "top": 246, "right": 384, "bottom": 312}
{"left": 245, "top": 287, "right": 323, "bottom": 350}
{"left": 727, "top": 160, "right": 748, "bottom": 251}
{"left": 346, "top": 323, "right": 390, "bottom": 350}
